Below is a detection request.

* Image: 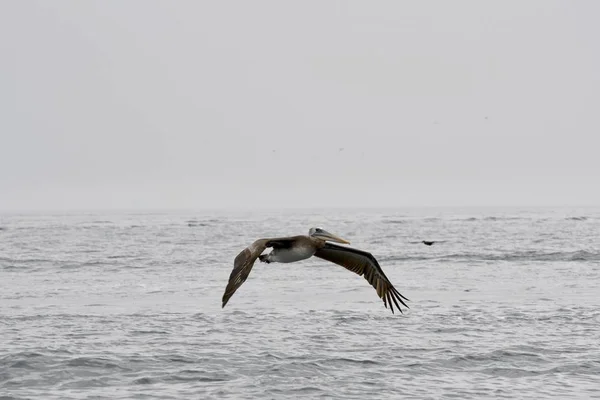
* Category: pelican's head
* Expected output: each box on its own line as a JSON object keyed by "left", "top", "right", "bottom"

{"left": 308, "top": 227, "right": 350, "bottom": 244}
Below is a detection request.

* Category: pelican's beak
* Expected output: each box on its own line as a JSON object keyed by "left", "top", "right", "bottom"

{"left": 318, "top": 230, "right": 350, "bottom": 244}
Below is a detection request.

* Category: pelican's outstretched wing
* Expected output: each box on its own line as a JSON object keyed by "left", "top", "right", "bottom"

{"left": 221, "top": 237, "right": 296, "bottom": 308}
{"left": 314, "top": 242, "right": 409, "bottom": 314}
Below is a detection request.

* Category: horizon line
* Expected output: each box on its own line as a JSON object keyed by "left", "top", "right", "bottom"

{"left": 1, "top": 204, "right": 599, "bottom": 215}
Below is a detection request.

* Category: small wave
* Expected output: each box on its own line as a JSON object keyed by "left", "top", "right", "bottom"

{"left": 1, "top": 351, "right": 44, "bottom": 361}
{"left": 454, "top": 216, "right": 528, "bottom": 222}
{"left": 383, "top": 250, "right": 600, "bottom": 263}
{"left": 165, "top": 370, "right": 229, "bottom": 382}
{"left": 565, "top": 216, "right": 588, "bottom": 221}
{"left": 382, "top": 255, "right": 434, "bottom": 262}
{"left": 324, "top": 357, "right": 381, "bottom": 366}
{"left": 479, "top": 361, "right": 600, "bottom": 377}
{"left": 479, "top": 367, "right": 543, "bottom": 377}
{"left": 286, "top": 386, "right": 326, "bottom": 395}
{"left": 77, "top": 220, "right": 113, "bottom": 225}
{"left": 131, "top": 329, "right": 169, "bottom": 335}
{"left": 1, "top": 352, "right": 46, "bottom": 371}
{"left": 65, "top": 356, "right": 128, "bottom": 371}
{"left": 185, "top": 219, "right": 219, "bottom": 227}
{"left": 333, "top": 314, "right": 370, "bottom": 323}
{"left": 62, "top": 260, "right": 108, "bottom": 269}
{"left": 133, "top": 377, "right": 154, "bottom": 385}
{"left": 446, "top": 349, "right": 549, "bottom": 368}
{"left": 106, "top": 255, "right": 132, "bottom": 259}
{"left": 0, "top": 256, "right": 52, "bottom": 264}
{"left": 500, "top": 250, "right": 600, "bottom": 262}
{"left": 382, "top": 220, "right": 406, "bottom": 224}
{"left": 167, "top": 355, "right": 197, "bottom": 364}
{"left": 8, "top": 360, "right": 35, "bottom": 369}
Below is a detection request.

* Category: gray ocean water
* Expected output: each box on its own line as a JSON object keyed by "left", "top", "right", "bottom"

{"left": 1, "top": 207, "right": 600, "bottom": 399}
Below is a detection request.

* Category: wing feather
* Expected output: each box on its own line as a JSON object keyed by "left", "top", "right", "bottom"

{"left": 313, "top": 242, "right": 409, "bottom": 314}
{"left": 222, "top": 236, "right": 299, "bottom": 307}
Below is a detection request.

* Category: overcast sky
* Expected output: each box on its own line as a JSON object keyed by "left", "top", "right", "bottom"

{"left": 1, "top": 1, "right": 599, "bottom": 211}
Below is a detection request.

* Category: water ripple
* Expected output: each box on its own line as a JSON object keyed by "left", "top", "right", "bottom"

{"left": 1, "top": 208, "right": 600, "bottom": 399}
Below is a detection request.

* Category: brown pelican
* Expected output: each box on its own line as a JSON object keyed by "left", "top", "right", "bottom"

{"left": 222, "top": 228, "right": 409, "bottom": 314}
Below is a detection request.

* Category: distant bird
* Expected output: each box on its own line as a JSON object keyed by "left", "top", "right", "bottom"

{"left": 222, "top": 228, "right": 409, "bottom": 314}
{"left": 422, "top": 240, "right": 435, "bottom": 246}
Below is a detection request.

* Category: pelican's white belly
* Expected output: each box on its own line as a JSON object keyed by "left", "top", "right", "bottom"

{"left": 268, "top": 245, "right": 315, "bottom": 263}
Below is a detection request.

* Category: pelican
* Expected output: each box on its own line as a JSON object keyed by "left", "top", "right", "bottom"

{"left": 221, "top": 228, "right": 409, "bottom": 314}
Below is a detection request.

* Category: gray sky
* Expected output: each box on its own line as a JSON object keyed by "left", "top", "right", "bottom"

{"left": 1, "top": 1, "right": 599, "bottom": 211}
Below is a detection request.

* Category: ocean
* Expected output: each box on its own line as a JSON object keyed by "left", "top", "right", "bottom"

{"left": 1, "top": 207, "right": 599, "bottom": 399}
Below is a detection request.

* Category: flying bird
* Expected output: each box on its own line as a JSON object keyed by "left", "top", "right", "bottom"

{"left": 222, "top": 228, "right": 409, "bottom": 314}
